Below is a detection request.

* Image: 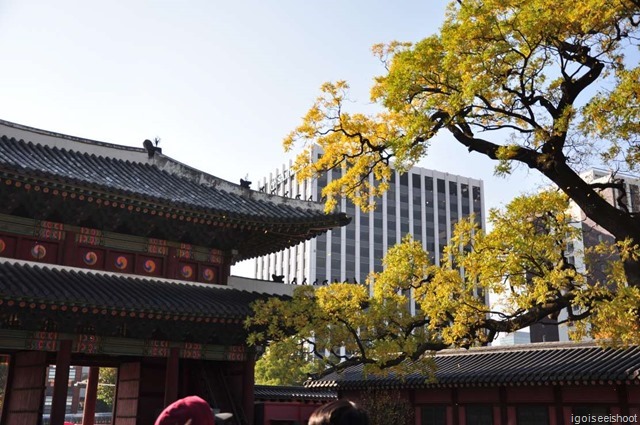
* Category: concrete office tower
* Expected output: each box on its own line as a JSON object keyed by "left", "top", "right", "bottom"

{"left": 254, "top": 147, "right": 485, "bottom": 293}
{"left": 530, "top": 168, "right": 640, "bottom": 343}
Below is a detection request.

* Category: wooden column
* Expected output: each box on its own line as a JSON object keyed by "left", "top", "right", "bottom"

{"left": 451, "top": 388, "right": 459, "bottom": 425}
{"left": 163, "top": 347, "right": 180, "bottom": 407}
{"left": 82, "top": 367, "right": 100, "bottom": 425}
{"left": 499, "top": 386, "right": 508, "bottom": 425}
{"left": 553, "top": 385, "right": 565, "bottom": 425}
{"left": 114, "top": 362, "right": 141, "bottom": 425}
{"left": 617, "top": 384, "right": 630, "bottom": 416}
{"left": 221, "top": 260, "right": 231, "bottom": 285}
{"left": 242, "top": 356, "right": 256, "bottom": 425}
{"left": 50, "top": 339, "right": 72, "bottom": 425}
{"left": 2, "top": 351, "right": 48, "bottom": 425}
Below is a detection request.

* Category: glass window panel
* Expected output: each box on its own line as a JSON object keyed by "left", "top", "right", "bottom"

{"left": 421, "top": 405, "right": 446, "bottom": 425}
{"left": 517, "top": 406, "right": 549, "bottom": 425}
{"left": 466, "top": 405, "right": 493, "bottom": 425}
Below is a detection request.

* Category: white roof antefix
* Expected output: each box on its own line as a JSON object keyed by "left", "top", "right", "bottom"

{"left": 0, "top": 118, "right": 324, "bottom": 210}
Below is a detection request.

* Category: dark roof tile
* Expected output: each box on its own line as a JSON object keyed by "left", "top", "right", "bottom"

{"left": 0, "top": 259, "right": 265, "bottom": 319}
{"left": 254, "top": 385, "right": 337, "bottom": 402}
{"left": 306, "top": 343, "right": 640, "bottom": 389}
{"left": 0, "top": 136, "right": 349, "bottom": 227}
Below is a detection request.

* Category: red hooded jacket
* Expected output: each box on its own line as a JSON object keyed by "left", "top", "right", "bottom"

{"left": 154, "top": 396, "right": 215, "bottom": 425}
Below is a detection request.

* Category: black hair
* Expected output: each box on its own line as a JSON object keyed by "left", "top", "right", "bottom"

{"left": 308, "top": 399, "right": 369, "bottom": 425}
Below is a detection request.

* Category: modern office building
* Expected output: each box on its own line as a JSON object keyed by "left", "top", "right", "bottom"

{"left": 531, "top": 168, "right": 640, "bottom": 342}
{"left": 254, "top": 147, "right": 485, "bottom": 293}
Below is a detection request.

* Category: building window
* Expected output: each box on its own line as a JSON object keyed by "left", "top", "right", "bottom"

{"left": 421, "top": 405, "right": 446, "bottom": 425}
{"left": 466, "top": 405, "right": 493, "bottom": 425}
{"left": 437, "top": 179, "right": 447, "bottom": 257}
{"left": 517, "top": 406, "right": 549, "bottom": 425}
{"left": 387, "top": 173, "right": 397, "bottom": 247}
{"left": 449, "top": 181, "right": 459, "bottom": 236}
{"left": 461, "top": 183, "right": 470, "bottom": 216}
{"left": 425, "top": 176, "right": 435, "bottom": 256}
{"left": 472, "top": 186, "right": 482, "bottom": 226}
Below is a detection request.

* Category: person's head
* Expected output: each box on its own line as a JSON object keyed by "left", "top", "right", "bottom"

{"left": 154, "top": 395, "right": 215, "bottom": 425}
{"left": 308, "top": 399, "right": 369, "bottom": 425}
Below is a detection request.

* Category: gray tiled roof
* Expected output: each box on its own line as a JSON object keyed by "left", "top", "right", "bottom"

{"left": 306, "top": 342, "right": 640, "bottom": 389}
{"left": 0, "top": 135, "right": 348, "bottom": 227}
{"left": 254, "top": 385, "right": 337, "bottom": 402}
{"left": 0, "top": 259, "right": 263, "bottom": 320}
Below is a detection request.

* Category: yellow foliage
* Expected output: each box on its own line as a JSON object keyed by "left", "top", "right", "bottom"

{"left": 266, "top": 0, "right": 640, "bottom": 377}
{"left": 248, "top": 191, "right": 638, "bottom": 377}
{"left": 283, "top": 0, "right": 639, "bottom": 211}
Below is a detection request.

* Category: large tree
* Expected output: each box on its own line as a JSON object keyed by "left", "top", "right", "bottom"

{"left": 249, "top": 192, "right": 639, "bottom": 377}
{"left": 97, "top": 368, "right": 116, "bottom": 412}
{"left": 254, "top": 338, "right": 322, "bottom": 385}
{"left": 284, "top": 0, "right": 640, "bottom": 286}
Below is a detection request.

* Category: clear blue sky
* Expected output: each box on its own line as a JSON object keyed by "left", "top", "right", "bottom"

{"left": 0, "top": 1, "right": 550, "bottom": 276}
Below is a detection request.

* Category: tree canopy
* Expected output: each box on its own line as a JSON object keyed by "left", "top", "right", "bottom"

{"left": 284, "top": 0, "right": 640, "bottom": 286}
{"left": 254, "top": 338, "right": 321, "bottom": 385}
{"left": 97, "top": 368, "right": 116, "bottom": 412}
{"left": 249, "top": 191, "right": 640, "bottom": 378}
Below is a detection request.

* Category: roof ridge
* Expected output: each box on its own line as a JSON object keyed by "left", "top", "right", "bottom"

{"left": 0, "top": 130, "right": 332, "bottom": 212}
{"left": 435, "top": 341, "right": 600, "bottom": 357}
{"left": 0, "top": 118, "right": 145, "bottom": 153}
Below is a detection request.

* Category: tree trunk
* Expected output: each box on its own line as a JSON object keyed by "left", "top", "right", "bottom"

{"left": 543, "top": 161, "right": 640, "bottom": 288}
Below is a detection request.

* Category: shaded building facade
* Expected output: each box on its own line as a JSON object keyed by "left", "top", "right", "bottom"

{"left": 254, "top": 146, "right": 485, "bottom": 291}
{"left": 531, "top": 168, "right": 640, "bottom": 343}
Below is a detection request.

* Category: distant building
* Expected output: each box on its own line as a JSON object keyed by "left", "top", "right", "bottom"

{"left": 492, "top": 331, "right": 531, "bottom": 346}
{"left": 254, "top": 146, "right": 485, "bottom": 298}
{"left": 531, "top": 168, "right": 640, "bottom": 342}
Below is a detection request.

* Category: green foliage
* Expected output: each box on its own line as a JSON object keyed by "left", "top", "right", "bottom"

{"left": 248, "top": 191, "right": 640, "bottom": 377}
{"left": 255, "top": 338, "right": 322, "bottom": 385}
{"left": 97, "top": 367, "right": 116, "bottom": 410}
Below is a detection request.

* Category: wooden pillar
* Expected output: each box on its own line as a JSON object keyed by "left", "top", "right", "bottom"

{"left": 553, "top": 385, "right": 565, "bottom": 425}
{"left": 50, "top": 339, "right": 72, "bottom": 425}
{"left": 82, "top": 367, "right": 100, "bottom": 425}
{"left": 114, "top": 362, "right": 141, "bottom": 425}
{"left": 164, "top": 347, "right": 180, "bottom": 407}
{"left": 499, "top": 386, "right": 508, "bottom": 425}
{"left": 451, "top": 388, "right": 459, "bottom": 425}
{"left": 2, "top": 351, "right": 48, "bottom": 425}
{"left": 242, "top": 356, "right": 256, "bottom": 425}
{"left": 221, "top": 257, "right": 232, "bottom": 286}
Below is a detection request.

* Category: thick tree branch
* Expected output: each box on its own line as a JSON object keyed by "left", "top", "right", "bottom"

{"left": 443, "top": 119, "right": 541, "bottom": 169}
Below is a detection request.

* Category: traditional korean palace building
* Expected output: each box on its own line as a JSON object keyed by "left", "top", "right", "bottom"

{"left": 253, "top": 385, "right": 337, "bottom": 425}
{"left": 306, "top": 342, "right": 640, "bottom": 425}
{"left": 0, "top": 119, "right": 349, "bottom": 425}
